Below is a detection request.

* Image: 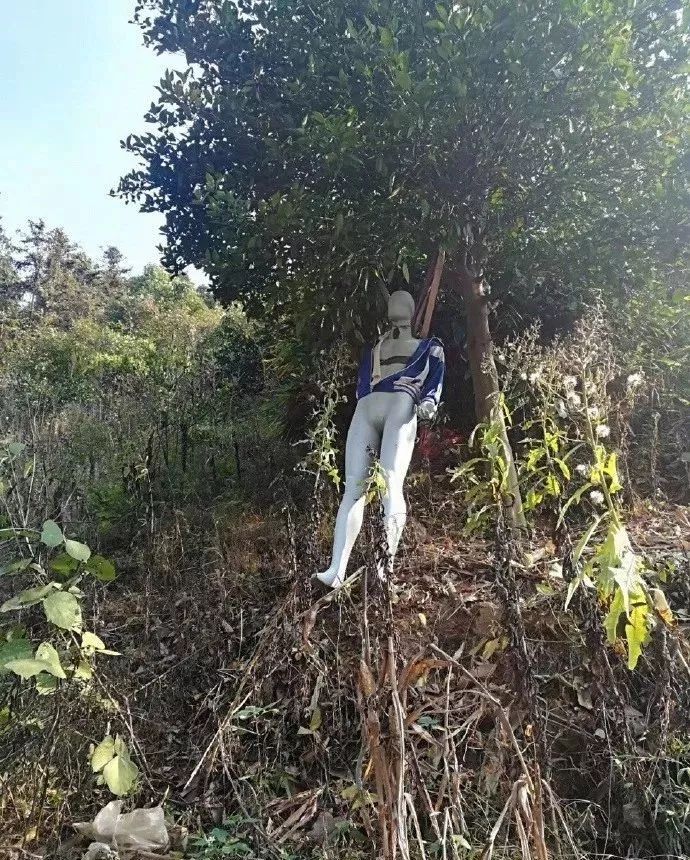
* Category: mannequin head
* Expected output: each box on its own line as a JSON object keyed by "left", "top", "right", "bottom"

{"left": 387, "top": 290, "right": 415, "bottom": 327}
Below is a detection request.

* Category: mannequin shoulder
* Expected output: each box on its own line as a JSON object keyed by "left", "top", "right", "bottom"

{"left": 426, "top": 337, "right": 445, "bottom": 359}
{"left": 424, "top": 336, "right": 445, "bottom": 350}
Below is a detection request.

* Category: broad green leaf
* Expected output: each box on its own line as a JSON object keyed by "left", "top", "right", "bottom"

{"left": 82, "top": 631, "right": 106, "bottom": 651}
{"left": 0, "top": 638, "right": 32, "bottom": 673}
{"left": 91, "top": 736, "right": 116, "bottom": 772}
{"left": 596, "top": 523, "right": 632, "bottom": 599}
{"left": 50, "top": 552, "right": 79, "bottom": 576}
{"left": 86, "top": 555, "right": 116, "bottom": 582}
{"left": 103, "top": 748, "right": 139, "bottom": 796}
{"left": 8, "top": 442, "right": 26, "bottom": 457}
{"left": 64, "top": 539, "right": 91, "bottom": 563}
{"left": 0, "top": 559, "right": 32, "bottom": 577}
{"left": 35, "top": 642, "right": 66, "bottom": 678}
{"left": 379, "top": 26, "right": 394, "bottom": 47}
{"left": 5, "top": 659, "right": 51, "bottom": 680}
{"left": 43, "top": 591, "right": 82, "bottom": 631}
{"left": 526, "top": 447, "right": 545, "bottom": 470}
{"left": 1, "top": 584, "right": 55, "bottom": 611}
{"left": 72, "top": 660, "right": 93, "bottom": 681}
{"left": 81, "top": 630, "right": 120, "bottom": 656}
{"left": 604, "top": 452, "right": 622, "bottom": 493}
{"left": 41, "top": 520, "right": 64, "bottom": 548}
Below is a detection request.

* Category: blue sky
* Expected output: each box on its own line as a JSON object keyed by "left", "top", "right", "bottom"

{"left": 0, "top": 2, "right": 188, "bottom": 276}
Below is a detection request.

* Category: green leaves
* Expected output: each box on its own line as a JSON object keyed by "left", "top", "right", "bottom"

{"left": 41, "top": 520, "right": 64, "bottom": 548}
{"left": 91, "top": 735, "right": 118, "bottom": 772}
{"left": 91, "top": 735, "right": 139, "bottom": 796}
{"left": 34, "top": 642, "right": 67, "bottom": 678}
{"left": 50, "top": 552, "right": 79, "bottom": 576}
{"left": 88, "top": 554, "right": 116, "bottom": 581}
{"left": 65, "top": 539, "right": 91, "bottom": 563}
{"left": 4, "top": 658, "right": 54, "bottom": 680}
{"left": 0, "top": 637, "right": 32, "bottom": 674}
{"left": 1, "top": 584, "right": 56, "bottom": 611}
{"left": 5, "top": 641, "right": 66, "bottom": 680}
{"left": 81, "top": 630, "right": 120, "bottom": 657}
{"left": 43, "top": 591, "right": 82, "bottom": 631}
{"left": 103, "top": 750, "right": 139, "bottom": 799}
{"left": 569, "top": 518, "right": 655, "bottom": 670}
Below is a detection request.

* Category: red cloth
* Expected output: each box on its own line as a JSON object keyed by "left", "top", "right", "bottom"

{"left": 417, "top": 426, "right": 465, "bottom": 466}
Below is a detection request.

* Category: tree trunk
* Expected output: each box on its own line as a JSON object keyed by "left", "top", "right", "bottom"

{"left": 454, "top": 270, "right": 526, "bottom": 529}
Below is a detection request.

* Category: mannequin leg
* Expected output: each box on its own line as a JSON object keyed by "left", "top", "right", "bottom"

{"left": 379, "top": 395, "right": 417, "bottom": 575}
{"left": 316, "top": 399, "right": 380, "bottom": 587}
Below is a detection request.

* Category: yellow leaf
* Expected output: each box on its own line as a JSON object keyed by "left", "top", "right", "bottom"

{"left": 651, "top": 588, "right": 673, "bottom": 626}
{"left": 604, "top": 452, "right": 623, "bottom": 494}
{"left": 604, "top": 588, "right": 625, "bottom": 644}
{"left": 482, "top": 637, "right": 502, "bottom": 659}
{"left": 625, "top": 601, "right": 649, "bottom": 670}
{"left": 309, "top": 706, "right": 322, "bottom": 732}
{"left": 545, "top": 473, "right": 561, "bottom": 496}
{"left": 91, "top": 736, "right": 116, "bottom": 773}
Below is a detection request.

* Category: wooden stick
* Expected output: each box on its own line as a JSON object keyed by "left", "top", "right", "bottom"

{"left": 419, "top": 249, "right": 446, "bottom": 338}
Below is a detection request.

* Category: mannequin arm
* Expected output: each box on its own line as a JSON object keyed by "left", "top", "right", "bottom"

{"left": 417, "top": 400, "right": 438, "bottom": 421}
{"left": 417, "top": 341, "right": 445, "bottom": 420}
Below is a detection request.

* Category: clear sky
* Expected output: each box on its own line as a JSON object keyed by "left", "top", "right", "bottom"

{"left": 0, "top": 1, "right": 187, "bottom": 277}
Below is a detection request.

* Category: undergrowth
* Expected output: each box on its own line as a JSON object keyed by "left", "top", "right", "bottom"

{"left": 1, "top": 307, "right": 689, "bottom": 860}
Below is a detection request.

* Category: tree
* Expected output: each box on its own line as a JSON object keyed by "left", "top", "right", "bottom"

{"left": 15, "top": 221, "right": 101, "bottom": 326}
{"left": 0, "top": 219, "right": 19, "bottom": 307}
{"left": 121, "top": 0, "right": 690, "bottom": 525}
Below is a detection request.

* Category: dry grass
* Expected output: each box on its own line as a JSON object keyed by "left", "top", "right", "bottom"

{"left": 2, "top": 476, "right": 690, "bottom": 859}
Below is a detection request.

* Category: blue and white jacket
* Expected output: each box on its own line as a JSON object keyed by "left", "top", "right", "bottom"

{"left": 356, "top": 337, "right": 445, "bottom": 412}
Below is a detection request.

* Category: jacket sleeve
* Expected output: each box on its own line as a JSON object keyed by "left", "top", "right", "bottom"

{"left": 419, "top": 341, "right": 445, "bottom": 413}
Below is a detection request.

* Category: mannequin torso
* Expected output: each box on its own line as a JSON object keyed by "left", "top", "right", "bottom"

{"left": 376, "top": 324, "right": 421, "bottom": 379}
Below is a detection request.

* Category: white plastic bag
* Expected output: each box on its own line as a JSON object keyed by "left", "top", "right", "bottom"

{"left": 75, "top": 800, "right": 169, "bottom": 855}
{"left": 114, "top": 806, "right": 168, "bottom": 851}
{"left": 75, "top": 800, "right": 121, "bottom": 842}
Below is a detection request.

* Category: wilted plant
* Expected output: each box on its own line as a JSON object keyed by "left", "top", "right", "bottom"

{"left": 449, "top": 398, "right": 514, "bottom": 534}
{"left": 461, "top": 308, "right": 672, "bottom": 669}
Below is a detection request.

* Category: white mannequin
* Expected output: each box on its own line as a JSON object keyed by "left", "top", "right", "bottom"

{"left": 316, "top": 291, "right": 443, "bottom": 588}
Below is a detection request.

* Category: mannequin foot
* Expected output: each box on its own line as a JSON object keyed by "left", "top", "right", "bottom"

{"left": 314, "top": 569, "right": 345, "bottom": 589}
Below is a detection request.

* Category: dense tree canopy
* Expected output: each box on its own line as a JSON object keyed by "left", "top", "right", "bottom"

{"left": 122, "top": 0, "right": 690, "bottom": 343}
